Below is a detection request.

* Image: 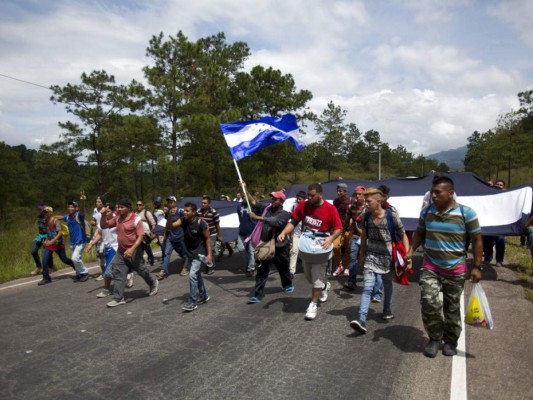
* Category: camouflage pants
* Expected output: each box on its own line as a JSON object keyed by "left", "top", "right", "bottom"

{"left": 419, "top": 268, "right": 466, "bottom": 347}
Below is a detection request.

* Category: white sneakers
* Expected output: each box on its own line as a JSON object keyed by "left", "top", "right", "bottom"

{"left": 319, "top": 282, "right": 331, "bottom": 303}
{"left": 305, "top": 302, "right": 318, "bottom": 320}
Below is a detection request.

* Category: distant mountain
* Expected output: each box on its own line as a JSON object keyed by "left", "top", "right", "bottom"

{"left": 427, "top": 145, "right": 467, "bottom": 171}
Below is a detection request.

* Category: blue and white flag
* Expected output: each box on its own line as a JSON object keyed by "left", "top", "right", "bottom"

{"left": 220, "top": 113, "right": 304, "bottom": 161}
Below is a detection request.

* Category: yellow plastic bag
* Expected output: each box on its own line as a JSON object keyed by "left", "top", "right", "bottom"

{"left": 465, "top": 283, "right": 494, "bottom": 330}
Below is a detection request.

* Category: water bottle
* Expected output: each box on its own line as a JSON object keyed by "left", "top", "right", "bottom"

{"left": 198, "top": 253, "right": 213, "bottom": 268}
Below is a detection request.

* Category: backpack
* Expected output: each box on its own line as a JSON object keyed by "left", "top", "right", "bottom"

{"left": 60, "top": 220, "right": 70, "bottom": 240}
{"left": 75, "top": 214, "right": 93, "bottom": 241}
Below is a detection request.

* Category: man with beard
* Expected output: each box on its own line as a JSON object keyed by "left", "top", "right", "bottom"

{"left": 278, "top": 183, "right": 342, "bottom": 321}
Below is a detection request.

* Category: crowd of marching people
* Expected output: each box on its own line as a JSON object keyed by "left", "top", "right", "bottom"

{"left": 31, "top": 174, "right": 529, "bottom": 358}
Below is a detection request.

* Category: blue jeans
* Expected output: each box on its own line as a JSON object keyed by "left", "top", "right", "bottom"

{"left": 69, "top": 243, "right": 88, "bottom": 276}
{"left": 372, "top": 274, "right": 384, "bottom": 301}
{"left": 358, "top": 269, "right": 393, "bottom": 322}
{"left": 161, "top": 240, "right": 187, "bottom": 273}
{"left": 347, "top": 237, "right": 360, "bottom": 285}
{"left": 42, "top": 247, "right": 75, "bottom": 281}
{"left": 31, "top": 240, "right": 44, "bottom": 269}
{"left": 208, "top": 236, "right": 217, "bottom": 270}
{"left": 187, "top": 255, "right": 207, "bottom": 304}
{"left": 237, "top": 234, "right": 255, "bottom": 272}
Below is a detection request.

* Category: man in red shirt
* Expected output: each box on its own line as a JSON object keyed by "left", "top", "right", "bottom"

{"left": 278, "top": 183, "right": 342, "bottom": 320}
{"left": 100, "top": 199, "right": 159, "bottom": 307}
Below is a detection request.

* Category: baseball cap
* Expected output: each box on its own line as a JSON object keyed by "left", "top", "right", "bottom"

{"left": 354, "top": 185, "right": 366, "bottom": 192}
{"left": 166, "top": 196, "right": 177, "bottom": 202}
{"left": 270, "top": 191, "right": 286, "bottom": 202}
{"left": 67, "top": 201, "right": 79, "bottom": 208}
{"left": 337, "top": 183, "right": 348, "bottom": 190}
{"left": 153, "top": 196, "right": 162, "bottom": 203}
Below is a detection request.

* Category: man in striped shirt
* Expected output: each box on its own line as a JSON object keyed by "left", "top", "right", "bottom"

{"left": 406, "top": 176, "right": 482, "bottom": 358}
{"left": 198, "top": 196, "right": 222, "bottom": 275}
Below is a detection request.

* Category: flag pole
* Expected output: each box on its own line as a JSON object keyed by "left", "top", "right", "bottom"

{"left": 233, "top": 159, "right": 252, "bottom": 210}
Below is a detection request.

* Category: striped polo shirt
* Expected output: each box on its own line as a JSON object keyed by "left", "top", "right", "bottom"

{"left": 417, "top": 202, "right": 481, "bottom": 270}
{"left": 197, "top": 206, "right": 220, "bottom": 237}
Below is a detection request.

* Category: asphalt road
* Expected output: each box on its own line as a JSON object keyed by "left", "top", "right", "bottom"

{"left": 0, "top": 249, "right": 531, "bottom": 400}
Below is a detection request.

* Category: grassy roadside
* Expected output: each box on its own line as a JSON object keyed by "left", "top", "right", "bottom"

{"left": 503, "top": 236, "right": 533, "bottom": 302}
{"left": 0, "top": 219, "right": 98, "bottom": 283}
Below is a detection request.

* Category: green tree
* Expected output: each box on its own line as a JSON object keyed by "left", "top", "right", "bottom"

{"left": 50, "top": 70, "right": 146, "bottom": 193}
{"left": 313, "top": 101, "right": 347, "bottom": 180}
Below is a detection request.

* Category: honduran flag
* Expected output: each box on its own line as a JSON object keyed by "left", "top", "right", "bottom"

{"left": 220, "top": 113, "right": 304, "bottom": 161}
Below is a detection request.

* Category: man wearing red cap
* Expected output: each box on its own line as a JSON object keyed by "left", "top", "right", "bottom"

{"left": 246, "top": 189, "right": 293, "bottom": 303}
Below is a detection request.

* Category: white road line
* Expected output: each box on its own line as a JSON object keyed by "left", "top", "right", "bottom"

{"left": 0, "top": 250, "right": 163, "bottom": 292}
{"left": 450, "top": 293, "right": 468, "bottom": 400}
{"left": 0, "top": 265, "right": 102, "bottom": 291}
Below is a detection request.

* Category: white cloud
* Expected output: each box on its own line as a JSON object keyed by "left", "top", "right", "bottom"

{"left": 371, "top": 41, "right": 522, "bottom": 93}
{"left": 488, "top": 0, "right": 533, "bottom": 50}
{"left": 308, "top": 89, "right": 518, "bottom": 155}
{"left": 0, "top": 0, "right": 530, "bottom": 157}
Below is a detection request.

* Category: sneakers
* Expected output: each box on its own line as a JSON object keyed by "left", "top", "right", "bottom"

{"left": 350, "top": 320, "right": 367, "bottom": 334}
{"left": 95, "top": 274, "right": 104, "bottom": 281}
{"left": 284, "top": 285, "right": 295, "bottom": 293}
{"left": 371, "top": 297, "right": 382, "bottom": 303}
{"left": 319, "top": 282, "right": 331, "bottom": 303}
{"left": 423, "top": 339, "right": 441, "bottom": 358}
{"left": 31, "top": 268, "right": 42, "bottom": 276}
{"left": 125, "top": 273, "right": 134, "bottom": 288}
{"left": 96, "top": 289, "right": 111, "bottom": 298}
{"left": 305, "top": 302, "right": 318, "bottom": 320}
{"left": 156, "top": 271, "right": 168, "bottom": 280}
{"left": 37, "top": 279, "right": 51, "bottom": 286}
{"left": 332, "top": 266, "right": 344, "bottom": 277}
{"left": 78, "top": 274, "right": 89, "bottom": 282}
{"left": 107, "top": 298, "right": 126, "bottom": 308}
{"left": 442, "top": 342, "right": 457, "bottom": 356}
{"left": 180, "top": 268, "right": 189, "bottom": 276}
{"left": 382, "top": 310, "right": 394, "bottom": 320}
{"left": 343, "top": 281, "right": 356, "bottom": 291}
{"left": 182, "top": 302, "right": 198, "bottom": 312}
{"left": 247, "top": 296, "right": 262, "bottom": 304}
{"left": 343, "top": 268, "right": 350, "bottom": 276}
{"left": 206, "top": 267, "right": 215, "bottom": 275}
{"left": 197, "top": 295, "right": 210, "bottom": 305}
{"left": 148, "top": 279, "right": 159, "bottom": 296}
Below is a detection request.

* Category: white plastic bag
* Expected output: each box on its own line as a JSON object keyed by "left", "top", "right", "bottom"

{"left": 465, "top": 282, "right": 494, "bottom": 330}
{"left": 298, "top": 231, "right": 333, "bottom": 263}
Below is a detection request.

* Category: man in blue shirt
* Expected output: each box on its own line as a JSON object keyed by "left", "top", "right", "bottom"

{"left": 63, "top": 192, "right": 90, "bottom": 282}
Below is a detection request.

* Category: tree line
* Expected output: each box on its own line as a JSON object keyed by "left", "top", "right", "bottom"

{"left": 464, "top": 90, "right": 533, "bottom": 186}
{"left": 1, "top": 31, "right": 530, "bottom": 225}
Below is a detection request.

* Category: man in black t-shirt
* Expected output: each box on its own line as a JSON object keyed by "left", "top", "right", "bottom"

{"left": 169, "top": 202, "right": 212, "bottom": 312}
